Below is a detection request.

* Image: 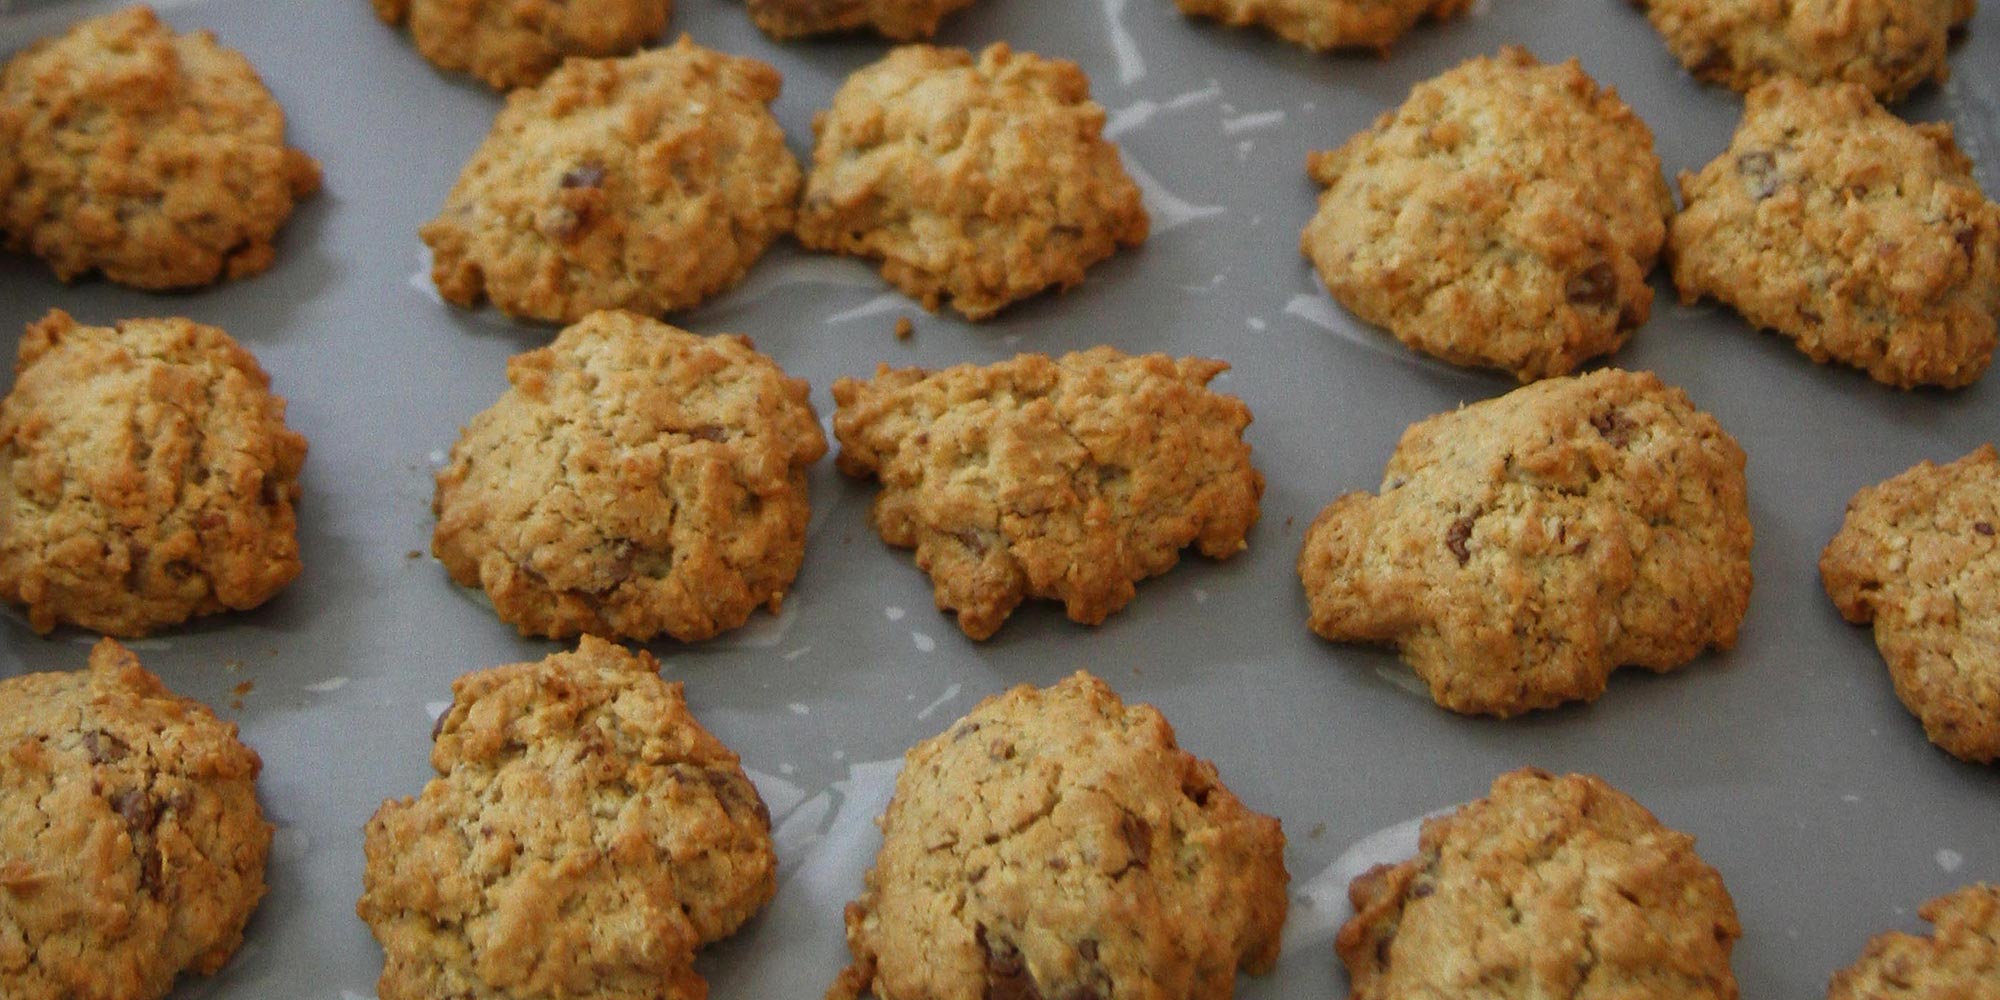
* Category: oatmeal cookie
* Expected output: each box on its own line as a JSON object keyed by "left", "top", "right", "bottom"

{"left": 1639, "top": 0, "right": 1971, "bottom": 103}
{"left": 371, "top": 0, "right": 672, "bottom": 91}
{"left": 0, "top": 6, "right": 321, "bottom": 289}
{"left": 747, "top": 0, "right": 975, "bottom": 40}
{"left": 796, "top": 43, "right": 1148, "bottom": 321}
{"left": 1828, "top": 884, "right": 2000, "bottom": 999}
{"left": 1174, "top": 0, "right": 1471, "bottom": 53}
{"left": 828, "top": 671, "right": 1288, "bottom": 1000}
{"left": 1297, "top": 369, "right": 1753, "bottom": 717}
{"left": 832, "top": 347, "right": 1262, "bottom": 640}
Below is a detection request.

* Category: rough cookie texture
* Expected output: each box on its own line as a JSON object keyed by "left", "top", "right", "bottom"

{"left": 371, "top": 0, "right": 672, "bottom": 91}
{"left": 796, "top": 43, "right": 1149, "bottom": 321}
{"left": 1338, "top": 769, "right": 1741, "bottom": 1000}
{"left": 832, "top": 347, "right": 1262, "bottom": 640}
{"left": 1821, "top": 446, "right": 2000, "bottom": 763}
{"left": 432, "top": 310, "right": 826, "bottom": 642}
{"left": 1670, "top": 78, "right": 1999, "bottom": 390}
{"left": 0, "top": 6, "right": 321, "bottom": 289}
{"left": 358, "top": 637, "right": 775, "bottom": 1000}
{"left": 0, "top": 310, "right": 307, "bottom": 637}
{"left": 747, "top": 0, "right": 975, "bottom": 40}
{"left": 1174, "top": 0, "right": 1470, "bottom": 53}
{"left": 828, "top": 672, "right": 1288, "bottom": 1000}
{"left": 1298, "top": 369, "right": 1753, "bottom": 717}
{"left": 1828, "top": 884, "right": 2000, "bottom": 999}
{"left": 423, "top": 37, "right": 801, "bottom": 323}
{"left": 1640, "top": 0, "right": 1971, "bottom": 103}
{"left": 0, "top": 639, "right": 270, "bottom": 1000}
{"left": 1302, "top": 48, "right": 1673, "bottom": 382}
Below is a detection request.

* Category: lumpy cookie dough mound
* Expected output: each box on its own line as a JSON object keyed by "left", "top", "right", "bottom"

{"left": 1829, "top": 884, "right": 2000, "bottom": 999}
{"left": 747, "top": 0, "right": 976, "bottom": 40}
{"left": 828, "top": 672, "right": 1288, "bottom": 1000}
{"left": 371, "top": 0, "right": 672, "bottom": 90}
{"left": 1639, "top": 0, "right": 1969, "bottom": 103}
{"left": 432, "top": 310, "right": 826, "bottom": 642}
{"left": 1338, "top": 769, "right": 1741, "bottom": 1000}
{"left": 422, "top": 37, "right": 801, "bottom": 323}
{"left": 1297, "top": 369, "right": 1753, "bottom": 718}
{"left": 0, "top": 639, "right": 270, "bottom": 1000}
{"left": 1670, "top": 78, "right": 1999, "bottom": 390}
{"left": 1174, "top": 0, "right": 1471, "bottom": 53}
{"left": 358, "top": 637, "right": 775, "bottom": 1000}
{"left": 0, "top": 6, "right": 321, "bottom": 289}
{"left": 1821, "top": 446, "right": 2000, "bottom": 763}
{"left": 0, "top": 310, "right": 307, "bottom": 637}
{"left": 1302, "top": 48, "right": 1672, "bottom": 382}
{"left": 832, "top": 347, "right": 1263, "bottom": 640}
{"left": 797, "top": 43, "right": 1149, "bottom": 321}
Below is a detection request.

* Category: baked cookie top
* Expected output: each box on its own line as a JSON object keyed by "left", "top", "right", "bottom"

{"left": 1297, "top": 368, "right": 1753, "bottom": 717}
{"left": 0, "top": 638, "right": 270, "bottom": 1000}
{"left": 372, "top": 0, "right": 671, "bottom": 90}
{"left": 1338, "top": 769, "right": 1741, "bottom": 1000}
{"left": 747, "top": 0, "right": 976, "bottom": 40}
{"left": 1302, "top": 47, "right": 1672, "bottom": 383}
{"left": 832, "top": 347, "right": 1262, "bottom": 640}
{"left": 1670, "top": 78, "right": 1999, "bottom": 390}
{"left": 432, "top": 309, "right": 826, "bottom": 642}
{"left": 828, "top": 671, "right": 1288, "bottom": 1000}
{"left": 1640, "top": 0, "right": 1970, "bottom": 103}
{"left": 0, "top": 310, "right": 307, "bottom": 637}
{"left": 357, "top": 636, "right": 775, "bottom": 1000}
{"left": 1829, "top": 883, "right": 2000, "bottom": 999}
{"left": 422, "top": 36, "right": 801, "bottom": 323}
{"left": 1821, "top": 445, "right": 2000, "bottom": 763}
{"left": 796, "top": 43, "right": 1148, "bottom": 321}
{"left": 0, "top": 6, "right": 320, "bottom": 289}
{"left": 1174, "top": 0, "right": 1471, "bottom": 53}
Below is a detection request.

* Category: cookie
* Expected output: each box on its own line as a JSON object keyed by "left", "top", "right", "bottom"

{"left": 832, "top": 347, "right": 1262, "bottom": 640}
{"left": 432, "top": 309, "right": 826, "bottom": 642}
{"left": 1302, "top": 47, "right": 1673, "bottom": 382}
{"left": 1670, "top": 78, "right": 1999, "bottom": 390}
{"left": 0, "top": 638, "right": 270, "bottom": 1000}
{"left": 0, "top": 6, "right": 321, "bottom": 289}
{"left": 828, "top": 671, "right": 1288, "bottom": 1000}
{"left": 0, "top": 310, "right": 307, "bottom": 637}
{"left": 1297, "top": 369, "right": 1753, "bottom": 717}
{"left": 1338, "top": 768, "right": 1741, "bottom": 1000}
{"left": 747, "top": 0, "right": 975, "bottom": 40}
{"left": 1639, "top": 0, "right": 1970, "bottom": 103}
{"left": 796, "top": 43, "right": 1148, "bottom": 321}
{"left": 371, "top": 0, "right": 672, "bottom": 90}
{"left": 423, "top": 37, "right": 801, "bottom": 324}
{"left": 358, "top": 636, "right": 775, "bottom": 1000}
{"left": 1820, "top": 446, "right": 2000, "bottom": 763}
{"left": 1174, "top": 0, "right": 1470, "bottom": 53}
{"left": 1828, "top": 884, "right": 1999, "bottom": 999}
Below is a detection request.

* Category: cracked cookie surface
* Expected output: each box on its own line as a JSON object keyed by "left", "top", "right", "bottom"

{"left": 423, "top": 36, "right": 801, "bottom": 323}
{"left": 0, "top": 310, "right": 307, "bottom": 637}
{"left": 1829, "top": 883, "right": 2000, "bottom": 999}
{"left": 372, "top": 0, "right": 670, "bottom": 90}
{"left": 1297, "top": 369, "right": 1753, "bottom": 717}
{"left": 1174, "top": 0, "right": 1470, "bottom": 53}
{"left": 0, "top": 6, "right": 321, "bottom": 289}
{"left": 747, "top": 0, "right": 976, "bottom": 40}
{"left": 828, "top": 671, "right": 1288, "bottom": 1000}
{"left": 832, "top": 347, "right": 1262, "bottom": 640}
{"left": 1639, "top": 0, "right": 1970, "bottom": 103}
{"left": 0, "top": 638, "right": 270, "bottom": 1000}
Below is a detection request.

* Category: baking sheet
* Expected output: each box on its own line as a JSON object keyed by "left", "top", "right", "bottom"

{"left": 2, "top": 0, "right": 1996, "bottom": 995}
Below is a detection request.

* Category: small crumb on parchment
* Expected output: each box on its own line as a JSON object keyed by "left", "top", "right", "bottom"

{"left": 894, "top": 316, "right": 913, "bottom": 340}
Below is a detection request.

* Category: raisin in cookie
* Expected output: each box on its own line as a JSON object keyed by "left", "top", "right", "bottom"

{"left": 1821, "top": 446, "right": 2000, "bottom": 763}
{"left": 1174, "top": 0, "right": 1470, "bottom": 53}
{"left": 1, "top": 639, "right": 270, "bottom": 1000}
{"left": 1302, "top": 48, "right": 1673, "bottom": 382}
{"left": 1639, "top": 0, "right": 1970, "bottom": 103}
{"left": 372, "top": 0, "right": 672, "bottom": 90}
{"left": 833, "top": 347, "right": 1262, "bottom": 640}
{"left": 423, "top": 37, "right": 800, "bottom": 323}
{"left": 0, "top": 6, "right": 320, "bottom": 289}
{"left": 1339, "top": 769, "right": 1741, "bottom": 1000}
{"left": 829, "top": 672, "right": 1288, "bottom": 1000}
{"left": 1829, "top": 884, "right": 1999, "bottom": 999}
{"left": 747, "top": 0, "right": 975, "bottom": 40}
{"left": 432, "top": 309, "right": 826, "bottom": 642}
{"left": 1670, "top": 78, "right": 1999, "bottom": 390}
{"left": 797, "top": 43, "right": 1148, "bottom": 321}
{"left": 1298, "top": 369, "right": 1753, "bottom": 717}
{"left": 358, "top": 637, "right": 774, "bottom": 1000}
{"left": 0, "top": 310, "right": 307, "bottom": 637}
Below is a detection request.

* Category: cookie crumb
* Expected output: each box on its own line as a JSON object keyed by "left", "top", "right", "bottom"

{"left": 894, "top": 316, "right": 914, "bottom": 340}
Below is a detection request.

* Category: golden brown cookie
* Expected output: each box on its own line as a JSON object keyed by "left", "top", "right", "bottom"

{"left": 1174, "top": 0, "right": 1470, "bottom": 53}
{"left": 432, "top": 309, "right": 826, "bottom": 642}
{"left": 1670, "top": 78, "right": 1999, "bottom": 390}
{"left": 1640, "top": 0, "right": 1970, "bottom": 103}
{"left": 828, "top": 672, "right": 1288, "bottom": 1000}
{"left": 0, "top": 310, "right": 307, "bottom": 637}
{"left": 832, "top": 347, "right": 1262, "bottom": 640}
{"left": 423, "top": 36, "right": 801, "bottom": 324}
{"left": 1298, "top": 369, "right": 1753, "bottom": 717}
{"left": 747, "top": 0, "right": 976, "bottom": 40}
{"left": 797, "top": 43, "right": 1148, "bottom": 321}
{"left": 371, "top": 0, "right": 672, "bottom": 90}
{"left": 0, "top": 638, "right": 270, "bottom": 1000}
{"left": 1821, "top": 446, "right": 2000, "bottom": 763}
{"left": 1338, "top": 769, "right": 1741, "bottom": 1000}
{"left": 1828, "top": 884, "right": 2000, "bottom": 999}
{"left": 0, "top": 6, "right": 320, "bottom": 289}
{"left": 358, "top": 636, "right": 774, "bottom": 1000}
